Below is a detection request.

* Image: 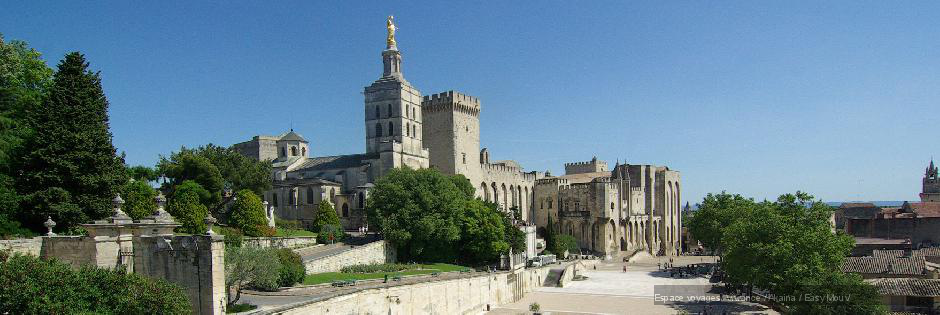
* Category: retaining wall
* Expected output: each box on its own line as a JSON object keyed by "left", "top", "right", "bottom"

{"left": 0, "top": 237, "right": 42, "bottom": 256}
{"left": 259, "top": 266, "right": 552, "bottom": 314}
{"left": 243, "top": 236, "right": 317, "bottom": 249}
{"left": 304, "top": 240, "right": 396, "bottom": 273}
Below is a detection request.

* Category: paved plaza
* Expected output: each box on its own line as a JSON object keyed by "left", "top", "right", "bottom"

{"left": 488, "top": 255, "right": 777, "bottom": 315}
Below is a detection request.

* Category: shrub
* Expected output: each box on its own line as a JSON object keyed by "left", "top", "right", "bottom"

{"left": 275, "top": 248, "right": 305, "bottom": 287}
{"left": 340, "top": 263, "right": 415, "bottom": 273}
{"left": 229, "top": 190, "right": 268, "bottom": 237}
{"left": 316, "top": 224, "right": 345, "bottom": 244}
{"left": 0, "top": 253, "right": 190, "bottom": 314}
{"left": 218, "top": 226, "right": 244, "bottom": 247}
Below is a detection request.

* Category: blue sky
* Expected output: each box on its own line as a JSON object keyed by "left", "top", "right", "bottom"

{"left": 3, "top": 1, "right": 939, "bottom": 204}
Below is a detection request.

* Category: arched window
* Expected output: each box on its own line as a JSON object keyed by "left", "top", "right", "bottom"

{"left": 611, "top": 202, "right": 615, "bottom": 210}
{"left": 406, "top": 105, "right": 410, "bottom": 118}
{"left": 288, "top": 189, "right": 296, "bottom": 205}
{"left": 290, "top": 146, "right": 297, "bottom": 156}
{"left": 406, "top": 123, "right": 411, "bottom": 137}
{"left": 342, "top": 203, "right": 349, "bottom": 217}
{"left": 387, "top": 104, "right": 392, "bottom": 118}
{"left": 412, "top": 125, "right": 416, "bottom": 137}
{"left": 306, "top": 187, "right": 314, "bottom": 204}
{"left": 388, "top": 122, "right": 394, "bottom": 136}
{"left": 272, "top": 193, "right": 278, "bottom": 207}
{"left": 412, "top": 108, "right": 416, "bottom": 119}
{"left": 280, "top": 147, "right": 286, "bottom": 158}
{"left": 548, "top": 199, "right": 553, "bottom": 209}
{"left": 301, "top": 147, "right": 306, "bottom": 156}
{"left": 358, "top": 192, "right": 365, "bottom": 209}
{"left": 375, "top": 123, "right": 383, "bottom": 137}
{"left": 330, "top": 188, "right": 335, "bottom": 199}
{"left": 375, "top": 105, "right": 380, "bottom": 119}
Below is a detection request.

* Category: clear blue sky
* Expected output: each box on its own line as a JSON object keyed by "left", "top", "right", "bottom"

{"left": 3, "top": 1, "right": 939, "bottom": 204}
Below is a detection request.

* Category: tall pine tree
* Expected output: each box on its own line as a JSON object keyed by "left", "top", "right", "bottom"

{"left": 14, "top": 52, "right": 126, "bottom": 232}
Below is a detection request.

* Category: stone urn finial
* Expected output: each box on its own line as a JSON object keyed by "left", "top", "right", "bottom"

{"left": 155, "top": 191, "right": 166, "bottom": 210}
{"left": 111, "top": 193, "right": 131, "bottom": 221}
{"left": 151, "top": 191, "right": 176, "bottom": 223}
{"left": 44, "top": 216, "right": 57, "bottom": 236}
{"left": 205, "top": 213, "right": 217, "bottom": 235}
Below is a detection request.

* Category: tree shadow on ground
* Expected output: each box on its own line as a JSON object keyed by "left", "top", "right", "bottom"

{"left": 667, "top": 301, "right": 774, "bottom": 315}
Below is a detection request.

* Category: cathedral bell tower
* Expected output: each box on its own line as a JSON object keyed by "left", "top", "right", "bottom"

{"left": 363, "top": 16, "right": 429, "bottom": 173}
{"left": 922, "top": 159, "right": 940, "bottom": 202}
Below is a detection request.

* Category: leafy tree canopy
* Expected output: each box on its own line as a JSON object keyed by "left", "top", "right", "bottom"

{"left": 366, "top": 168, "right": 520, "bottom": 265}
{"left": 121, "top": 179, "right": 157, "bottom": 220}
{"left": 687, "top": 192, "right": 755, "bottom": 254}
{"left": 158, "top": 152, "right": 223, "bottom": 207}
{"left": 166, "top": 180, "right": 208, "bottom": 234}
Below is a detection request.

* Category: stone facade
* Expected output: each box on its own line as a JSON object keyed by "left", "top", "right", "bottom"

{"left": 533, "top": 159, "right": 682, "bottom": 257}
{"left": 421, "top": 91, "right": 540, "bottom": 221}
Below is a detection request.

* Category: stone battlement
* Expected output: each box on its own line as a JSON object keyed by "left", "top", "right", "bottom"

{"left": 564, "top": 157, "right": 608, "bottom": 175}
{"left": 422, "top": 90, "right": 481, "bottom": 116}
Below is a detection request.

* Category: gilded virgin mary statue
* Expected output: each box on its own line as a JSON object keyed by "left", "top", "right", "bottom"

{"left": 386, "top": 16, "right": 397, "bottom": 47}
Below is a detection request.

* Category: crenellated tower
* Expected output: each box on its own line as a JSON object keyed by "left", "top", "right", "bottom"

{"left": 421, "top": 91, "right": 481, "bottom": 176}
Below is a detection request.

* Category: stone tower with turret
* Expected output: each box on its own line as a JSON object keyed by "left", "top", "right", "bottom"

{"left": 363, "top": 19, "right": 429, "bottom": 174}
{"left": 922, "top": 160, "right": 940, "bottom": 202}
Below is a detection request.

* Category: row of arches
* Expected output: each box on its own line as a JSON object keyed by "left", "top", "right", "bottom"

{"left": 479, "top": 182, "right": 531, "bottom": 218}
{"left": 373, "top": 104, "right": 419, "bottom": 120}
{"left": 373, "top": 121, "right": 421, "bottom": 139}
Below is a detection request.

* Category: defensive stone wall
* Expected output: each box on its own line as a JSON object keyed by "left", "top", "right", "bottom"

{"left": 256, "top": 265, "right": 553, "bottom": 314}
{"left": 304, "top": 240, "right": 396, "bottom": 273}
{"left": 243, "top": 236, "right": 317, "bottom": 249}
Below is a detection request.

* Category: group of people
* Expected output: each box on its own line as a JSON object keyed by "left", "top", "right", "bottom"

{"left": 357, "top": 225, "right": 369, "bottom": 234}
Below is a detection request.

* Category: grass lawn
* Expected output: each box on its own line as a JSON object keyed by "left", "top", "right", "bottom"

{"left": 302, "top": 263, "right": 470, "bottom": 285}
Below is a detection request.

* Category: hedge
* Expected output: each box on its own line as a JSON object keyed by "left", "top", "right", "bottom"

{"left": 0, "top": 252, "right": 190, "bottom": 314}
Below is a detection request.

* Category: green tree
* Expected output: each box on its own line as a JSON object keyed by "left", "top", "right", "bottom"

{"left": 166, "top": 181, "right": 208, "bottom": 234}
{"left": 502, "top": 208, "right": 526, "bottom": 254}
{"left": 543, "top": 215, "right": 557, "bottom": 255}
{"left": 13, "top": 52, "right": 126, "bottom": 232}
{"left": 312, "top": 200, "right": 340, "bottom": 233}
{"left": 158, "top": 151, "right": 223, "bottom": 206}
{"left": 225, "top": 246, "right": 281, "bottom": 305}
{"left": 459, "top": 199, "right": 509, "bottom": 265}
{"left": 717, "top": 191, "right": 883, "bottom": 313}
{"left": 121, "top": 180, "right": 157, "bottom": 220}
{"left": 366, "top": 168, "right": 466, "bottom": 262}
{"left": 191, "top": 144, "right": 272, "bottom": 195}
{"left": 229, "top": 189, "right": 269, "bottom": 237}
{"left": 126, "top": 165, "right": 158, "bottom": 182}
{"left": 687, "top": 192, "right": 754, "bottom": 254}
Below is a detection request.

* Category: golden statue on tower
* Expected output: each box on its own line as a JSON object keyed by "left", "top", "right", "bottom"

{"left": 386, "top": 15, "right": 397, "bottom": 47}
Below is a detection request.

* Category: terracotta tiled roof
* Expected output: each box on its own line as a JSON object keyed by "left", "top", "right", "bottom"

{"left": 842, "top": 257, "right": 926, "bottom": 276}
{"left": 873, "top": 249, "right": 906, "bottom": 258}
{"left": 841, "top": 202, "right": 877, "bottom": 208}
{"left": 906, "top": 202, "right": 940, "bottom": 218}
{"left": 865, "top": 278, "right": 940, "bottom": 297}
{"left": 913, "top": 247, "right": 940, "bottom": 257}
